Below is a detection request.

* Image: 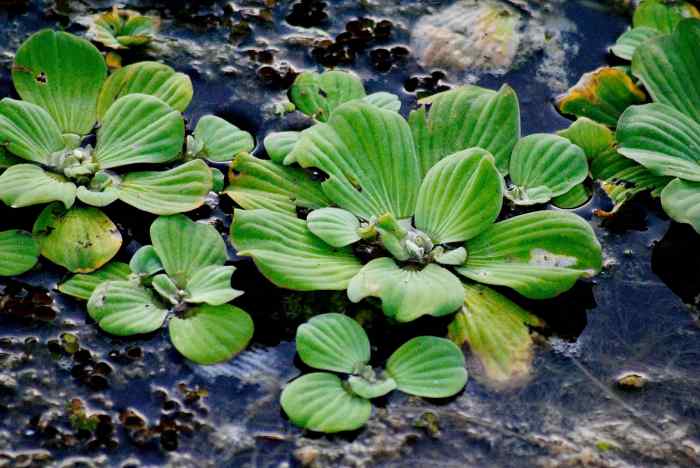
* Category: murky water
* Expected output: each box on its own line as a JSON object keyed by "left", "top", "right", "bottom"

{"left": 1, "top": 1, "right": 699, "bottom": 466}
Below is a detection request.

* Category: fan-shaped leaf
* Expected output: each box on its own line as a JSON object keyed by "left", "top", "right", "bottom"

{"left": 617, "top": 103, "right": 700, "bottom": 181}
{"left": 290, "top": 101, "right": 420, "bottom": 220}
{"left": 409, "top": 84, "right": 520, "bottom": 175}
{"left": 281, "top": 373, "right": 372, "bottom": 433}
{"left": 306, "top": 208, "right": 361, "bottom": 248}
{"left": 0, "top": 230, "right": 39, "bottom": 276}
{"left": 151, "top": 273, "right": 180, "bottom": 305}
{"left": 448, "top": 283, "right": 542, "bottom": 389}
{"left": 192, "top": 115, "right": 254, "bottom": 162}
{"left": 457, "top": 211, "right": 602, "bottom": 299}
{"left": 296, "top": 313, "right": 370, "bottom": 373}
{"left": 0, "top": 98, "right": 65, "bottom": 164}
{"left": 185, "top": 265, "right": 243, "bottom": 305}
{"left": 610, "top": 27, "right": 661, "bottom": 61}
{"left": 169, "top": 304, "right": 253, "bottom": 364}
{"left": 94, "top": 94, "right": 184, "bottom": 169}
{"left": 58, "top": 262, "right": 131, "bottom": 300}
{"left": 150, "top": 214, "right": 228, "bottom": 288}
{"left": 0, "top": 164, "right": 76, "bottom": 208}
{"left": 415, "top": 148, "right": 503, "bottom": 243}
{"left": 557, "top": 117, "right": 614, "bottom": 160}
{"left": 88, "top": 280, "right": 167, "bottom": 335}
{"left": 33, "top": 203, "right": 121, "bottom": 273}
{"left": 347, "top": 258, "right": 464, "bottom": 322}
{"left": 96, "top": 61, "right": 192, "bottom": 119}
{"left": 129, "top": 245, "right": 163, "bottom": 276}
{"left": 386, "top": 336, "right": 467, "bottom": 398}
{"left": 506, "top": 134, "right": 588, "bottom": 205}
{"left": 225, "top": 153, "right": 330, "bottom": 215}
{"left": 633, "top": 0, "right": 699, "bottom": 33}
{"left": 290, "top": 71, "right": 366, "bottom": 122}
{"left": 363, "top": 92, "right": 401, "bottom": 112}
{"left": 661, "top": 178, "right": 700, "bottom": 233}
{"left": 631, "top": 18, "right": 700, "bottom": 121}
{"left": 117, "top": 159, "right": 213, "bottom": 215}
{"left": 555, "top": 67, "right": 646, "bottom": 126}
{"left": 551, "top": 184, "right": 591, "bottom": 209}
{"left": 263, "top": 131, "right": 299, "bottom": 164}
{"left": 12, "top": 30, "right": 107, "bottom": 135}
{"left": 231, "top": 209, "right": 362, "bottom": 290}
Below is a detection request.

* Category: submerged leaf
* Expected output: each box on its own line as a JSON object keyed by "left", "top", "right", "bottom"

{"left": 281, "top": 373, "right": 372, "bottom": 433}
{"left": 0, "top": 230, "right": 39, "bottom": 276}
{"left": 231, "top": 209, "right": 362, "bottom": 291}
{"left": 290, "top": 71, "right": 366, "bottom": 122}
{"left": 169, "top": 304, "right": 253, "bottom": 364}
{"left": 296, "top": 313, "right": 370, "bottom": 373}
{"left": 33, "top": 203, "right": 121, "bottom": 273}
{"left": 192, "top": 115, "right": 254, "bottom": 162}
{"left": 306, "top": 207, "right": 361, "bottom": 248}
{"left": 347, "top": 258, "right": 464, "bottom": 322}
{"left": 386, "top": 336, "right": 467, "bottom": 398}
{"left": 58, "top": 262, "right": 131, "bottom": 300}
{"left": 0, "top": 164, "right": 76, "bottom": 209}
{"left": 88, "top": 280, "right": 167, "bottom": 335}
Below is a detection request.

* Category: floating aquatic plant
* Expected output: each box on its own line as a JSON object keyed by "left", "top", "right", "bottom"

{"left": 281, "top": 313, "right": 467, "bottom": 432}
{"left": 86, "top": 6, "right": 160, "bottom": 50}
{"left": 59, "top": 215, "right": 253, "bottom": 365}
{"left": 0, "top": 230, "right": 39, "bottom": 277}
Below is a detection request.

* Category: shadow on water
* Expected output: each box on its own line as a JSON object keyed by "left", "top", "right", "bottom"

{"left": 0, "top": 0, "right": 699, "bottom": 466}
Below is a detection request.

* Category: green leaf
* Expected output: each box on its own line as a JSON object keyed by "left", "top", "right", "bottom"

{"left": 33, "top": 203, "right": 122, "bottom": 273}
{"left": 415, "top": 148, "right": 503, "bottom": 243}
{"left": 150, "top": 214, "right": 228, "bottom": 288}
{"left": 386, "top": 336, "right": 467, "bottom": 398}
{"left": 0, "top": 230, "right": 39, "bottom": 276}
{"left": 660, "top": 178, "right": 700, "bottom": 233}
{"left": 263, "top": 131, "right": 300, "bottom": 164}
{"left": 448, "top": 283, "right": 542, "bottom": 389}
{"left": 362, "top": 92, "right": 401, "bottom": 113}
{"left": 296, "top": 313, "right": 370, "bottom": 373}
{"left": 555, "top": 67, "right": 646, "bottom": 126}
{"left": 631, "top": 18, "right": 700, "bottom": 121}
{"left": 557, "top": 117, "right": 614, "bottom": 160}
{"left": 633, "top": 0, "right": 699, "bottom": 33}
{"left": 551, "top": 183, "right": 591, "bottom": 209}
{"left": 58, "top": 262, "right": 131, "bottom": 300}
{"left": 192, "top": 115, "right": 254, "bottom": 162}
{"left": 210, "top": 167, "right": 225, "bottom": 193}
{"left": 129, "top": 245, "right": 163, "bottom": 276}
{"left": 0, "top": 147, "right": 21, "bottom": 169}
{"left": 506, "top": 134, "right": 588, "bottom": 205}
{"left": 225, "top": 152, "right": 330, "bottom": 215}
{"left": 457, "top": 211, "right": 602, "bottom": 299}
{"left": 151, "top": 274, "right": 180, "bottom": 305}
{"left": 117, "top": 159, "right": 213, "bottom": 215}
{"left": 617, "top": 103, "right": 700, "bottom": 181}
{"left": 12, "top": 29, "right": 107, "bottom": 135}
{"left": 433, "top": 246, "right": 467, "bottom": 266}
{"left": 96, "top": 61, "right": 192, "bottom": 119}
{"left": 184, "top": 265, "right": 243, "bottom": 305}
{"left": 290, "top": 71, "right": 366, "bottom": 122}
{"left": 94, "top": 94, "right": 185, "bottom": 169}
{"left": 169, "top": 304, "right": 254, "bottom": 364}
{"left": 291, "top": 101, "right": 420, "bottom": 220}
{"left": 409, "top": 84, "right": 520, "bottom": 176}
{"left": 231, "top": 209, "right": 362, "bottom": 290}
{"left": 89, "top": 9, "right": 158, "bottom": 50}
{"left": 610, "top": 27, "right": 661, "bottom": 61}
{"left": 76, "top": 186, "right": 119, "bottom": 207}
{"left": 347, "top": 258, "right": 464, "bottom": 322}
{"left": 347, "top": 375, "right": 397, "bottom": 399}
{"left": 88, "top": 280, "right": 167, "bottom": 335}
{"left": 306, "top": 208, "right": 361, "bottom": 248}
{"left": 0, "top": 98, "right": 65, "bottom": 164}
{"left": 0, "top": 164, "right": 76, "bottom": 208}
{"left": 281, "top": 373, "right": 372, "bottom": 433}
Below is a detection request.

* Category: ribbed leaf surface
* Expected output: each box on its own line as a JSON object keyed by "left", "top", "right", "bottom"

{"left": 296, "top": 313, "right": 370, "bottom": 373}
{"left": 290, "top": 71, "right": 366, "bottom": 122}
{"left": 0, "top": 98, "right": 64, "bottom": 164}
{"left": 185, "top": 265, "right": 243, "bottom": 305}
{"left": 0, "top": 230, "right": 39, "bottom": 276}
{"left": 610, "top": 27, "right": 660, "bottom": 61}
{"left": 633, "top": 0, "right": 699, "bottom": 33}
{"left": 661, "top": 178, "right": 700, "bottom": 233}
{"left": 88, "top": 280, "right": 167, "bottom": 335}
{"left": 58, "top": 262, "right": 131, "bottom": 300}
{"left": 263, "top": 131, "right": 300, "bottom": 164}
{"left": 306, "top": 208, "right": 361, "bottom": 248}
{"left": 0, "top": 164, "right": 76, "bottom": 208}
{"left": 193, "top": 115, "right": 254, "bottom": 162}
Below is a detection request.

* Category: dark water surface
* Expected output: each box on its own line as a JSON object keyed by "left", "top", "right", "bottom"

{"left": 1, "top": 1, "right": 699, "bottom": 466}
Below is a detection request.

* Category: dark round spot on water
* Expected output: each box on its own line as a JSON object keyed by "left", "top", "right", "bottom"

{"left": 160, "top": 429, "right": 178, "bottom": 451}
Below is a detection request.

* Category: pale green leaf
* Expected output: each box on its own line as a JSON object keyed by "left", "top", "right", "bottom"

{"left": 12, "top": 29, "right": 107, "bottom": 135}
{"left": 457, "top": 211, "right": 602, "bottom": 299}
{"left": 0, "top": 230, "right": 39, "bottom": 276}
{"left": 306, "top": 207, "right": 361, "bottom": 248}
{"left": 169, "top": 304, "right": 253, "bottom": 364}
{"left": 185, "top": 265, "right": 243, "bottom": 305}
{"left": 281, "top": 373, "right": 372, "bottom": 433}
{"left": 290, "top": 71, "right": 366, "bottom": 122}
{"left": 88, "top": 280, "right": 168, "bottom": 335}
{"left": 409, "top": 84, "right": 520, "bottom": 175}
{"left": 386, "top": 336, "right": 467, "bottom": 398}
{"left": 192, "top": 115, "right": 254, "bottom": 162}
{"left": 347, "top": 257, "right": 464, "bottom": 322}
{"left": 94, "top": 93, "right": 185, "bottom": 169}
{"left": 33, "top": 203, "right": 122, "bottom": 273}
{"left": 58, "top": 262, "right": 131, "bottom": 300}
{"left": 129, "top": 245, "right": 163, "bottom": 276}
{"left": 231, "top": 209, "right": 362, "bottom": 291}
{"left": 263, "top": 131, "right": 299, "bottom": 164}
{"left": 362, "top": 92, "right": 401, "bottom": 112}
{"left": 433, "top": 246, "right": 467, "bottom": 266}
{"left": 347, "top": 375, "right": 397, "bottom": 399}
{"left": 660, "top": 178, "right": 700, "bottom": 233}
{"left": 296, "top": 313, "right": 370, "bottom": 373}
{"left": 290, "top": 101, "right": 420, "bottom": 220}
{"left": 0, "top": 98, "right": 65, "bottom": 164}
{"left": 0, "top": 164, "right": 76, "bottom": 208}
{"left": 415, "top": 148, "right": 503, "bottom": 243}
{"left": 151, "top": 273, "right": 180, "bottom": 305}
{"left": 610, "top": 27, "right": 661, "bottom": 61}
{"left": 76, "top": 186, "right": 119, "bottom": 207}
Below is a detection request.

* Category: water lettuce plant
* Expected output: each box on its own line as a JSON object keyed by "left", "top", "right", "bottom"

{"left": 87, "top": 6, "right": 159, "bottom": 50}
{"left": 229, "top": 84, "right": 602, "bottom": 326}
{"left": 0, "top": 230, "right": 39, "bottom": 276}
{"left": 281, "top": 313, "right": 467, "bottom": 432}
{"left": 59, "top": 215, "right": 253, "bottom": 365}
